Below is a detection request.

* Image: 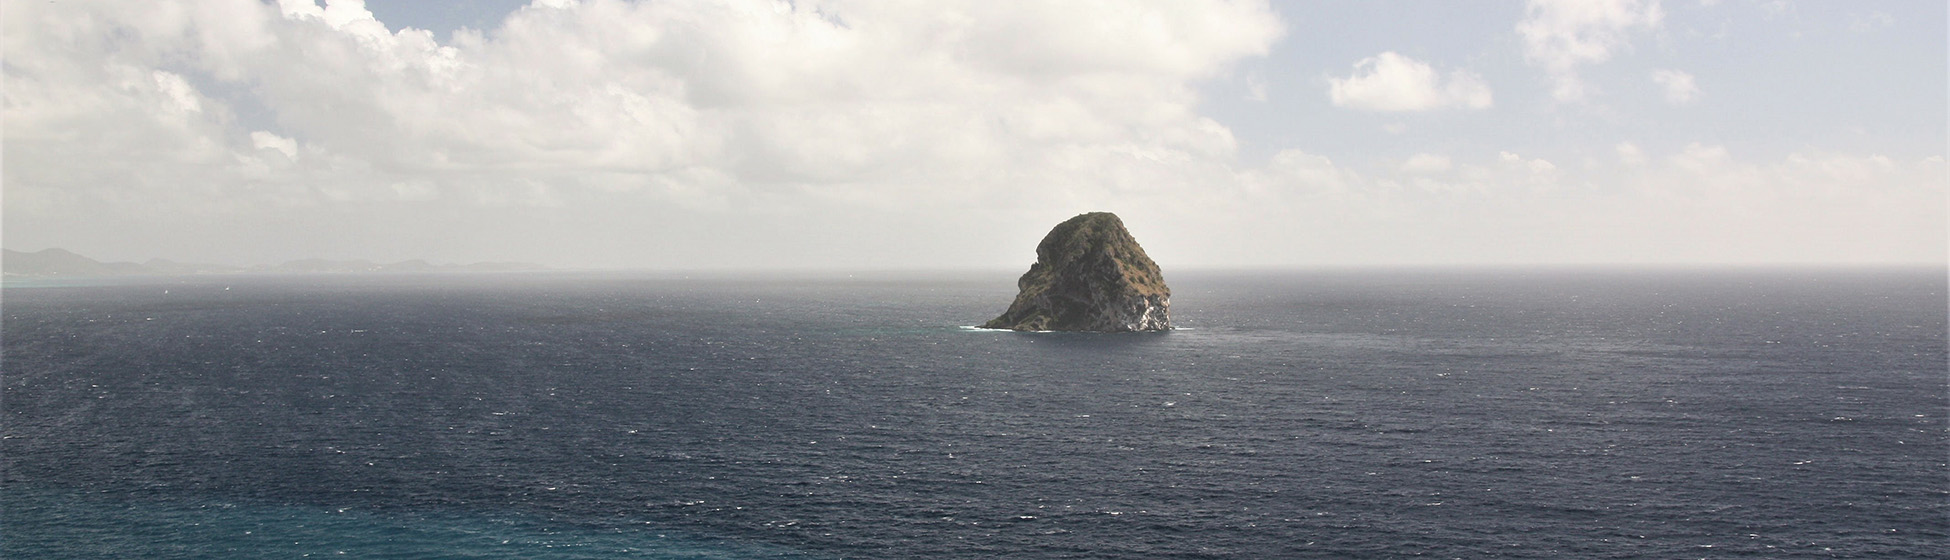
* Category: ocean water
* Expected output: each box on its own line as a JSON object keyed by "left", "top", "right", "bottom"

{"left": 3, "top": 269, "right": 1944, "bottom": 559}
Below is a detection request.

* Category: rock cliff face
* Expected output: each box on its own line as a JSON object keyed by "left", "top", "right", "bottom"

{"left": 982, "top": 212, "right": 1171, "bottom": 332}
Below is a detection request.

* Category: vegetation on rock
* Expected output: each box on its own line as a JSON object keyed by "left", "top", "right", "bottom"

{"left": 982, "top": 212, "right": 1171, "bottom": 332}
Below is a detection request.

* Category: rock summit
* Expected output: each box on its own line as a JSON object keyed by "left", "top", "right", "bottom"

{"left": 981, "top": 212, "right": 1171, "bottom": 332}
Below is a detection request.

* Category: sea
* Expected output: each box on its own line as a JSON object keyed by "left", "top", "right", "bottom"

{"left": 3, "top": 268, "right": 1944, "bottom": 559}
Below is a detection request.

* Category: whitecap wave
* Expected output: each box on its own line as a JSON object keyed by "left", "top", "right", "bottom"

{"left": 959, "top": 325, "right": 1014, "bottom": 332}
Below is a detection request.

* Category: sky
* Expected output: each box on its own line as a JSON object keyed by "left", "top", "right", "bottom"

{"left": 4, "top": 0, "right": 1943, "bottom": 269}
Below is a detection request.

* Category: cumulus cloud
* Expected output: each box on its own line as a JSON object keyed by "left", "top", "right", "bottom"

{"left": 1328, "top": 52, "right": 1492, "bottom": 111}
{"left": 3, "top": 0, "right": 1938, "bottom": 268}
{"left": 12, "top": 0, "right": 1284, "bottom": 184}
{"left": 4, "top": 0, "right": 1284, "bottom": 266}
{"left": 1650, "top": 69, "right": 1698, "bottom": 104}
{"left": 1518, "top": 0, "right": 1665, "bottom": 102}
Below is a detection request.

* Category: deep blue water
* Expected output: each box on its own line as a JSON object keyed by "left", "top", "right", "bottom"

{"left": 4, "top": 269, "right": 1945, "bottom": 558}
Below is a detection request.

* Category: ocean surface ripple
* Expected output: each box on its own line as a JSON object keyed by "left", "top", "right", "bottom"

{"left": 5, "top": 269, "right": 1944, "bottom": 558}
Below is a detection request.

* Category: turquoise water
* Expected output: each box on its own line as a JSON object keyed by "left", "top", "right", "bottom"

{"left": 5, "top": 486, "right": 810, "bottom": 559}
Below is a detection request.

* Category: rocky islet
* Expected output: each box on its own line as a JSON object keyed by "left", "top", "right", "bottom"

{"left": 982, "top": 212, "right": 1171, "bottom": 332}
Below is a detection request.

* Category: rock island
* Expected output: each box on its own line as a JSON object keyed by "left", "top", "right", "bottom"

{"left": 982, "top": 212, "right": 1171, "bottom": 332}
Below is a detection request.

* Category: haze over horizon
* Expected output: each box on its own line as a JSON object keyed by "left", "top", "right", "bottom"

{"left": 5, "top": 0, "right": 1943, "bottom": 270}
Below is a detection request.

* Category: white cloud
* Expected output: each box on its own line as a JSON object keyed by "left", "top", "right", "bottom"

{"left": 1670, "top": 141, "right": 1730, "bottom": 171}
{"left": 1401, "top": 153, "right": 1453, "bottom": 174}
{"left": 250, "top": 131, "right": 298, "bottom": 159}
{"left": 1650, "top": 69, "right": 1699, "bottom": 104}
{"left": 1245, "top": 71, "right": 1268, "bottom": 102}
{"left": 388, "top": 180, "right": 439, "bottom": 202}
{"left": 151, "top": 71, "right": 204, "bottom": 114}
{"left": 1849, "top": 11, "right": 1894, "bottom": 33}
{"left": 1615, "top": 142, "right": 1647, "bottom": 165}
{"left": 4, "top": 0, "right": 1285, "bottom": 265}
{"left": 1756, "top": 0, "right": 1794, "bottom": 20}
{"left": 3, "top": 0, "right": 1939, "bottom": 268}
{"left": 11, "top": 0, "right": 1285, "bottom": 190}
{"left": 1499, "top": 151, "right": 1559, "bottom": 176}
{"left": 1518, "top": 0, "right": 1665, "bottom": 102}
{"left": 1327, "top": 52, "right": 1492, "bottom": 112}
{"left": 1252, "top": 150, "right": 1358, "bottom": 194}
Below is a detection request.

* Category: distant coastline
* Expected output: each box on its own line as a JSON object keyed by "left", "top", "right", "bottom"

{"left": 1, "top": 248, "right": 544, "bottom": 278}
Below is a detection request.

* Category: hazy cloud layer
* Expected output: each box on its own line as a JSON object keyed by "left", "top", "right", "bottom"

{"left": 3, "top": 0, "right": 1941, "bottom": 268}
{"left": 1233, "top": 147, "right": 1942, "bottom": 265}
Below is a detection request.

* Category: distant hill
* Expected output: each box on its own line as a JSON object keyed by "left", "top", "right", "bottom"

{"left": 265, "top": 258, "right": 543, "bottom": 274}
{"left": 2, "top": 248, "right": 544, "bottom": 277}
{"left": 1, "top": 248, "right": 154, "bottom": 276}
